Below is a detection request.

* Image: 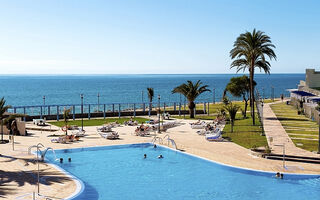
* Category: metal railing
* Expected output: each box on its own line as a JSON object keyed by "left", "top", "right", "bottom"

{"left": 7, "top": 101, "right": 211, "bottom": 121}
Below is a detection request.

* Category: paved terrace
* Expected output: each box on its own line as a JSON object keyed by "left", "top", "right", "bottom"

{"left": 263, "top": 101, "right": 320, "bottom": 157}
{"left": 0, "top": 117, "right": 320, "bottom": 199}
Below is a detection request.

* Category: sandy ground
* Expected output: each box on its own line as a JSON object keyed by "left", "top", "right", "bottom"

{"left": 1, "top": 117, "right": 320, "bottom": 199}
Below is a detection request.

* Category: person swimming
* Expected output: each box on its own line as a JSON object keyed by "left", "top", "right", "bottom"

{"left": 153, "top": 144, "right": 157, "bottom": 148}
{"left": 275, "top": 172, "right": 280, "bottom": 178}
{"left": 143, "top": 154, "right": 147, "bottom": 159}
{"left": 158, "top": 155, "right": 163, "bottom": 159}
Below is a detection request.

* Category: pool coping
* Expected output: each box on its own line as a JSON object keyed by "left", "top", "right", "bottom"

{"left": 157, "top": 143, "right": 320, "bottom": 179}
{"left": 47, "top": 162, "right": 85, "bottom": 200}
{"left": 46, "top": 142, "right": 320, "bottom": 199}
{"left": 31, "top": 151, "right": 84, "bottom": 200}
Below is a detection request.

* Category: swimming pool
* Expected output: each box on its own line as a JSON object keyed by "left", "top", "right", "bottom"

{"left": 46, "top": 143, "right": 320, "bottom": 200}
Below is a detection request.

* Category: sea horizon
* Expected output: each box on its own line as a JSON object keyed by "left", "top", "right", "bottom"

{"left": 0, "top": 74, "right": 303, "bottom": 107}
{"left": 0, "top": 72, "right": 306, "bottom": 76}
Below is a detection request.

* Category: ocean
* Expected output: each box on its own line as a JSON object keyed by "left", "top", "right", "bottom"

{"left": 0, "top": 74, "right": 303, "bottom": 107}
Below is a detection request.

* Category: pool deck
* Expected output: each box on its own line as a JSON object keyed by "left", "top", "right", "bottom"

{"left": 1, "top": 115, "right": 320, "bottom": 199}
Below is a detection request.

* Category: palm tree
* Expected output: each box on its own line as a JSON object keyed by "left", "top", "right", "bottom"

{"left": 172, "top": 80, "right": 210, "bottom": 118}
{"left": 230, "top": 29, "right": 276, "bottom": 125}
{"left": 224, "top": 75, "right": 256, "bottom": 118}
{"left": 0, "top": 97, "right": 11, "bottom": 143}
{"left": 63, "top": 108, "right": 71, "bottom": 135}
{"left": 224, "top": 103, "right": 240, "bottom": 133}
{"left": 147, "top": 88, "right": 154, "bottom": 116}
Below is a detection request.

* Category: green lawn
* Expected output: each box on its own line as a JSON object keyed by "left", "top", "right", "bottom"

{"left": 196, "top": 99, "right": 273, "bottom": 115}
{"left": 222, "top": 114, "right": 268, "bottom": 149}
{"left": 270, "top": 103, "right": 319, "bottom": 152}
{"left": 49, "top": 117, "right": 149, "bottom": 127}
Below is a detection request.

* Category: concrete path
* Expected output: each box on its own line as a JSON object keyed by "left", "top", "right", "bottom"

{"left": 263, "top": 102, "right": 320, "bottom": 157}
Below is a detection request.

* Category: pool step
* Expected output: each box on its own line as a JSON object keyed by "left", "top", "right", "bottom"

{"left": 265, "top": 154, "right": 320, "bottom": 164}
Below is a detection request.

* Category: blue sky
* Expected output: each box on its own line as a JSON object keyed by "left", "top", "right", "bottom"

{"left": 0, "top": 0, "right": 319, "bottom": 74}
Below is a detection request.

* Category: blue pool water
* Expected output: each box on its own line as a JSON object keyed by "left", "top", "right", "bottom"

{"left": 46, "top": 143, "right": 320, "bottom": 200}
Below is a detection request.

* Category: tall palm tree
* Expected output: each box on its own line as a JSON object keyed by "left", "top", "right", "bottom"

{"left": 224, "top": 103, "right": 240, "bottom": 133}
{"left": 147, "top": 88, "right": 154, "bottom": 116}
{"left": 230, "top": 29, "right": 276, "bottom": 125}
{"left": 0, "top": 97, "right": 11, "bottom": 143}
{"left": 63, "top": 108, "right": 71, "bottom": 135}
{"left": 172, "top": 80, "right": 210, "bottom": 118}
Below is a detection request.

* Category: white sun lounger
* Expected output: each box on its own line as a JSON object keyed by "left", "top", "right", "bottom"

{"left": 205, "top": 130, "right": 223, "bottom": 141}
{"left": 98, "top": 131, "right": 119, "bottom": 140}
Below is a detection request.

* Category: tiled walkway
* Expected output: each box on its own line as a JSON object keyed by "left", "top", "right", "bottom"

{"left": 263, "top": 102, "right": 319, "bottom": 157}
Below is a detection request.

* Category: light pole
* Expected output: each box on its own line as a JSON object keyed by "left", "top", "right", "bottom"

{"left": 43, "top": 96, "right": 46, "bottom": 117}
{"left": 184, "top": 97, "right": 186, "bottom": 119}
{"left": 158, "top": 95, "right": 161, "bottom": 133}
{"left": 213, "top": 88, "right": 215, "bottom": 104}
{"left": 318, "top": 112, "right": 320, "bottom": 154}
{"left": 97, "top": 93, "right": 100, "bottom": 113}
{"left": 80, "top": 94, "right": 84, "bottom": 131}
{"left": 36, "top": 143, "right": 44, "bottom": 195}
{"left": 142, "top": 91, "right": 144, "bottom": 102}
{"left": 261, "top": 100, "right": 264, "bottom": 136}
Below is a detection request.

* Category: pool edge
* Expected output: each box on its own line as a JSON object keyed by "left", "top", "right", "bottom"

{"left": 157, "top": 143, "right": 320, "bottom": 178}
{"left": 46, "top": 141, "right": 320, "bottom": 199}
{"left": 46, "top": 162, "right": 85, "bottom": 200}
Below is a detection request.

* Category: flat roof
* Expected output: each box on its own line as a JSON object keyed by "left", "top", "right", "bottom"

{"left": 291, "top": 90, "right": 316, "bottom": 97}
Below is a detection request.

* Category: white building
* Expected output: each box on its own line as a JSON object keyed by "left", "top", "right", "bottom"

{"left": 306, "top": 69, "right": 320, "bottom": 88}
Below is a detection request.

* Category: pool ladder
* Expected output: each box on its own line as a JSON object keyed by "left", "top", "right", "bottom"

{"left": 151, "top": 134, "right": 177, "bottom": 150}
{"left": 28, "top": 144, "right": 57, "bottom": 161}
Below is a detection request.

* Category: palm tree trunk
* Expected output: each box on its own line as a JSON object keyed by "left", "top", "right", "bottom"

{"left": 188, "top": 102, "right": 195, "bottom": 118}
{"left": 243, "top": 97, "right": 248, "bottom": 118}
{"left": 231, "top": 119, "right": 234, "bottom": 133}
{"left": 250, "top": 64, "right": 255, "bottom": 125}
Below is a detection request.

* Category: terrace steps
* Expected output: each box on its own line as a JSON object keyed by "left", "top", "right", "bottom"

{"left": 265, "top": 153, "right": 320, "bottom": 164}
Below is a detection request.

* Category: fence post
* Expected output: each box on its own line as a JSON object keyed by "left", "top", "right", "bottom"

{"left": 112, "top": 104, "right": 115, "bottom": 114}
{"left": 134, "top": 103, "right": 136, "bottom": 117}
{"left": 203, "top": 102, "right": 206, "bottom": 114}
{"left": 118, "top": 104, "right": 121, "bottom": 118}
{"left": 143, "top": 103, "right": 145, "bottom": 112}
{"left": 208, "top": 102, "right": 210, "bottom": 116}
{"left": 23, "top": 107, "right": 26, "bottom": 121}
{"left": 57, "top": 106, "right": 59, "bottom": 121}
{"left": 88, "top": 104, "right": 91, "bottom": 119}
{"left": 40, "top": 106, "right": 43, "bottom": 119}
{"left": 179, "top": 103, "right": 181, "bottom": 116}
{"left": 103, "top": 104, "right": 106, "bottom": 119}
{"left": 164, "top": 103, "right": 166, "bottom": 113}
{"left": 48, "top": 106, "right": 50, "bottom": 116}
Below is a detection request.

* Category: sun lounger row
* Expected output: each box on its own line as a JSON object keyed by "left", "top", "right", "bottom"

{"left": 98, "top": 131, "right": 119, "bottom": 139}
{"left": 124, "top": 120, "right": 138, "bottom": 126}
{"left": 51, "top": 135, "right": 80, "bottom": 143}
{"left": 134, "top": 130, "right": 151, "bottom": 137}
{"left": 96, "top": 126, "right": 112, "bottom": 132}
{"left": 72, "top": 128, "right": 86, "bottom": 137}
{"left": 152, "top": 121, "right": 177, "bottom": 130}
